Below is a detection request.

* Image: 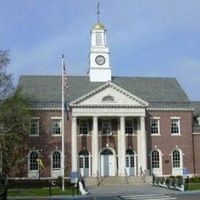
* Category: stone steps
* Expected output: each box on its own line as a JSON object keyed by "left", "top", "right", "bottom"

{"left": 84, "top": 176, "right": 152, "bottom": 186}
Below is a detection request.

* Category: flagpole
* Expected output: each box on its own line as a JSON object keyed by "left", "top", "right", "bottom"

{"left": 61, "top": 55, "right": 65, "bottom": 191}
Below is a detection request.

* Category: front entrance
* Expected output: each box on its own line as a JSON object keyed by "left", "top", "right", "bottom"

{"left": 79, "top": 150, "right": 90, "bottom": 177}
{"left": 100, "top": 148, "right": 116, "bottom": 176}
{"left": 126, "top": 149, "right": 135, "bottom": 176}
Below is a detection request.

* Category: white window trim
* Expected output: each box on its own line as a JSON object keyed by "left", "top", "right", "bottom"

{"left": 102, "top": 120, "right": 112, "bottom": 136}
{"left": 125, "top": 120, "right": 135, "bottom": 136}
{"left": 171, "top": 148, "right": 183, "bottom": 169}
{"left": 150, "top": 148, "right": 162, "bottom": 169}
{"left": 29, "top": 117, "right": 40, "bottom": 137}
{"left": 51, "top": 119, "right": 62, "bottom": 136}
{"left": 79, "top": 119, "right": 89, "bottom": 136}
{"left": 150, "top": 117, "right": 161, "bottom": 136}
{"left": 51, "top": 117, "right": 62, "bottom": 119}
{"left": 170, "top": 117, "right": 181, "bottom": 135}
{"left": 51, "top": 150, "right": 61, "bottom": 170}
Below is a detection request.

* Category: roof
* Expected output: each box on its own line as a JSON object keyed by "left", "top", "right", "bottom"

{"left": 93, "top": 23, "right": 105, "bottom": 30}
{"left": 190, "top": 101, "right": 200, "bottom": 116}
{"left": 17, "top": 75, "right": 191, "bottom": 109}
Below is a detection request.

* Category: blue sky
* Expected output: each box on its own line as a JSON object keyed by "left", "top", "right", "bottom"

{"left": 1, "top": 0, "right": 200, "bottom": 100}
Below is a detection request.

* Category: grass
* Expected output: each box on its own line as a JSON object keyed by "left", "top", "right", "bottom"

{"left": 188, "top": 183, "right": 200, "bottom": 190}
{"left": 8, "top": 187, "right": 80, "bottom": 196}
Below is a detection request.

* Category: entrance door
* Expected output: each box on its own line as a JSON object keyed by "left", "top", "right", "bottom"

{"left": 100, "top": 149, "right": 115, "bottom": 176}
{"left": 79, "top": 150, "right": 90, "bottom": 177}
{"left": 126, "top": 149, "right": 135, "bottom": 176}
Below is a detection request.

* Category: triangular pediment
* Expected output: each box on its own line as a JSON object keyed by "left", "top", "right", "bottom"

{"left": 70, "top": 81, "right": 149, "bottom": 107}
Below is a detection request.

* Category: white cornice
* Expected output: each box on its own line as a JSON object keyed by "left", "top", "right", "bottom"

{"left": 147, "top": 108, "right": 194, "bottom": 112}
{"left": 70, "top": 81, "right": 149, "bottom": 107}
{"left": 29, "top": 108, "right": 61, "bottom": 111}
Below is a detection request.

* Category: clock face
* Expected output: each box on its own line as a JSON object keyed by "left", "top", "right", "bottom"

{"left": 95, "top": 55, "right": 106, "bottom": 65}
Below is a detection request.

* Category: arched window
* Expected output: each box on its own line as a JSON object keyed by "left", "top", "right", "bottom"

{"left": 52, "top": 151, "right": 61, "bottom": 169}
{"left": 102, "top": 95, "right": 114, "bottom": 102}
{"left": 151, "top": 150, "right": 160, "bottom": 168}
{"left": 100, "top": 149, "right": 113, "bottom": 155}
{"left": 172, "top": 149, "right": 180, "bottom": 168}
{"left": 29, "top": 151, "right": 38, "bottom": 170}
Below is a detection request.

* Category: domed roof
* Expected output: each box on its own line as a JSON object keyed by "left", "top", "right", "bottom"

{"left": 93, "top": 23, "right": 105, "bottom": 30}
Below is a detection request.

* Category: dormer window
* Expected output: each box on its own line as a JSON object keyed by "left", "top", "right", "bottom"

{"left": 102, "top": 95, "right": 114, "bottom": 102}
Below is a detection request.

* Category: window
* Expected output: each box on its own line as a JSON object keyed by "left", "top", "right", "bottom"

{"left": 171, "top": 118, "right": 180, "bottom": 135}
{"left": 29, "top": 118, "right": 39, "bottom": 136}
{"left": 29, "top": 151, "right": 38, "bottom": 170}
{"left": 96, "top": 32, "right": 102, "bottom": 46}
{"left": 78, "top": 150, "right": 90, "bottom": 177}
{"left": 52, "top": 151, "right": 61, "bottom": 169}
{"left": 102, "top": 95, "right": 114, "bottom": 102}
{"left": 79, "top": 157, "right": 83, "bottom": 168}
{"left": 151, "top": 150, "right": 160, "bottom": 168}
{"left": 125, "top": 120, "right": 134, "bottom": 135}
{"left": 79, "top": 120, "right": 88, "bottom": 135}
{"left": 52, "top": 119, "right": 61, "bottom": 135}
{"left": 150, "top": 118, "right": 160, "bottom": 135}
{"left": 172, "top": 149, "right": 180, "bottom": 168}
{"left": 102, "top": 120, "right": 112, "bottom": 135}
{"left": 126, "top": 149, "right": 135, "bottom": 168}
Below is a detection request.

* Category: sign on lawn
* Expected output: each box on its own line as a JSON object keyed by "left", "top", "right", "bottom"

{"left": 70, "top": 171, "right": 78, "bottom": 183}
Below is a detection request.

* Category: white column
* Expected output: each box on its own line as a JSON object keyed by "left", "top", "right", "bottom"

{"left": 71, "top": 116, "right": 77, "bottom": 171}
{"left": 92, "top": 117, "right": 98, "bottom": 177}
{"left": 137, "top": 117, "right": 147, "bottom": 174}
{"left": 118, "top": 116, "right": 126, "bottom": 176}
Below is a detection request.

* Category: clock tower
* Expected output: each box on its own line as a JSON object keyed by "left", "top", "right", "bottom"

{"left": 88, "top": 22, "right": 112, "bottom": 82}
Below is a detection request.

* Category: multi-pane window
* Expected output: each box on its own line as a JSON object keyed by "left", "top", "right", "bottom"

{"left": 150, "top": 118, "right": 160, "bottom": 135}
{"left": 125, "top": 120, "right": 134, "bottom": 135}
{"left": 52, "top": 119, "right": 61, "bottom": 135}
{"left": 29, "top": 151, "right": 38, "bottom": 170}
{"left": 102, "top": 120, "right": 112, "bottom": 135}
{"left": 29, "top": 119, "right": 39, "bottom": 136}
{"left": 52, "top": 151, "right": 61, "bottom": 169}
{"left": 172, "top": 149, "right": 180, "bottom": 168}
{"left": 126, "top": 156, "right": 134, "bottom": 167}
{"left": 171, "top": 118, "right": 180, "bottom": 134}
{"left": 151, "top": 150, "right": 160, "bottom": 168}
{"left": 79, "top": 157, "right": 84, "bottom": 168}
{"left": 80, "top": 120, "right": 88, "bottom": 135}
{"left": 84, "top": 157, "right": 89, "bottom": 168}
{"left": 79, "top": 150, "right": 89, "bottom": 169}
{"left": 96, "top": 32, "right": 102, "bottom": 46}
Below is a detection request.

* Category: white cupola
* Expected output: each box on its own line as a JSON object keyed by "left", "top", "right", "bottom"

{"left": 88, "top": 22, "right": 112, "bottom": 82}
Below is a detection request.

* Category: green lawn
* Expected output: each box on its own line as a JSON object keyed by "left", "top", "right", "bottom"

{"left": 8, "top": 187, "right": 80, "bottom": 196}
{"left": 188, "top": 183, "right": 200, "bottom": 190}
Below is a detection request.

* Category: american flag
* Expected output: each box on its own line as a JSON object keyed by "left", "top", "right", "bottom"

{"left": 63, "top": 61, "right": 69, "bottom": 96}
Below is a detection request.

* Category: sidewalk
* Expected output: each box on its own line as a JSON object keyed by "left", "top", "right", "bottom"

{"left": 8, "top": 184, "right": 184, "bottom": 199}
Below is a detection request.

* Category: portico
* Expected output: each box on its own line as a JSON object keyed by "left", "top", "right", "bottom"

{"left": 70, "top": 82, "right": 149, "bottom": 177}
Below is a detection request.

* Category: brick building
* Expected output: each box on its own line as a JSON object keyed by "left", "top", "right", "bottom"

{"left": 16, "top": 21, "right": 200, "bottom": 181}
